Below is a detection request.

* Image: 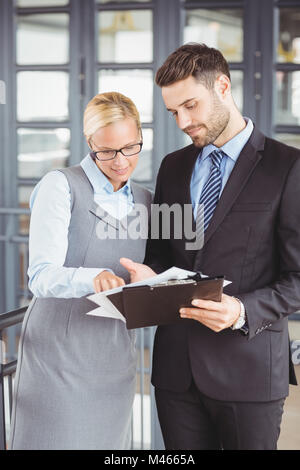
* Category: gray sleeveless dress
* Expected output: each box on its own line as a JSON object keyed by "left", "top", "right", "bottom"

{"left": 9, "top": 165, "right": 152, "bottom": 450}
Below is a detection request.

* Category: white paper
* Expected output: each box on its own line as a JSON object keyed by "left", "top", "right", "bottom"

{"left": 86, "top": 266, "right": 231, "bottom": 321}
{"left": 87, "top": 267, "right": 197, "bottom": 305}
{"left": 87, "top": 306, "right": 126, "bottom": 323}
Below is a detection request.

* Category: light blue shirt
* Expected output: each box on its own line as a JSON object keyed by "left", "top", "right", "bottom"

{"left": 190, "top": 118, "right": 254, "bottom": 218}
{"left": 27, "top": 154, "right": 134, "bottom": 298}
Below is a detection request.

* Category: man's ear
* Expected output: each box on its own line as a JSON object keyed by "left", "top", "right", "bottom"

{"left": 214, "top": 74, "right": 231, "bottom": 100}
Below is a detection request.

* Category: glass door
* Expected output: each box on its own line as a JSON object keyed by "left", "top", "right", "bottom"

{"left": 96, "top": 0, "right": 155, "bottom": 186}
{"left": 15, "top": 0, "right": 73, "bottom": 308}
{"left": 181, "top": 0, "right": 245, "bottom": 147}
{"left": 1, "top": 0, "right": 300, "bottom": 309}
{"left": 274, "top": 0, "right": 300, "bottom": 149}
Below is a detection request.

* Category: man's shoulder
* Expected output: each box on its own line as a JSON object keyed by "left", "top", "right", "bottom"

{"left": 264, "top": 135, "right": 300, "bottom": 160}
{"left": 259, "top": 135, "right": 300, "bottom": 179}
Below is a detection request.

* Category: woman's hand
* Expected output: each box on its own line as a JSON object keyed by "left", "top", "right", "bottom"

{"left": 93, "top": 270, "right": 125, "bottom": 293}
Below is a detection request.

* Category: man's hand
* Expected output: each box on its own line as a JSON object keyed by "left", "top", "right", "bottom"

{"left": 179, "top": 294, "right": 241, "bottom": 332}
{"left": 120, "top": 257, "right": 156, "bottom": 283}
{"left": 93, "top": 270, "right": 125, "bottom": 293}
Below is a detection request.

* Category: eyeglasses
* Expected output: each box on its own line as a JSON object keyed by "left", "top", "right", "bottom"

{"left": 90, "top": 140, "right": 143, "bottom": 162}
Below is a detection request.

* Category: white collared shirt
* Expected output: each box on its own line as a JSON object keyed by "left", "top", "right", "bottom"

{"left": 190, "top": 118, "right": 254, "bottom": 218}
{"left": 27, "top": 154, "right": 134, "bottom": 298}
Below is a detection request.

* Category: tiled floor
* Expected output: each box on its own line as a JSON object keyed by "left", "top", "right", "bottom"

{"left": 278, "top": 320, "right": 300, "bottom": 450}
{"left": 278, "top": 366, "right": 300, "bottom": 450}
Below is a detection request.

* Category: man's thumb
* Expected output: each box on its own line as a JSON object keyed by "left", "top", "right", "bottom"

{"left": 119, "top": 257, "right": 137, "bottom": 273}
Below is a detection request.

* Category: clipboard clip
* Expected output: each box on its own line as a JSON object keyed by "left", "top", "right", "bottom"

{"left": 187, "top": 272, "right": 225, "bottom": 282}
{"left": 150, "top": 272, "right": 205, "bottom": 288}
{"left": 187, "top": 272, "right": 204, "bottom": 282}
{"left": 150, "top": 278, "right": 197, "bottom": 288}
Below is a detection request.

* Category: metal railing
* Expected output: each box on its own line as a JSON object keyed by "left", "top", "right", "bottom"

{"left": 1, "top": 304, "right": 299, "bottom": 450}
{"left": 0, "top": 207, "right": 31, "bottom": 361}
{"left": 0, "top": 306, "right": 27, "bottom": 450}
{"left": 0, "top": 306, "right": 163, "bottom": 450}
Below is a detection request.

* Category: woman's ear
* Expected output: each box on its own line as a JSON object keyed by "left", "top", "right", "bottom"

{"left": 87, "top": 137, "right": 92, "bottom": 149}
{"left": 87, "top": 137, "right": 96, "bottom": 160}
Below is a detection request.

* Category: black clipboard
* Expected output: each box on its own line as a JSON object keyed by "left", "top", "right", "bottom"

{"left": 107, "top": 274, "right": 225, "bottom": 329}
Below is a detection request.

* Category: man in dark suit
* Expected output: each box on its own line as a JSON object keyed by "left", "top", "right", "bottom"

{"left": 120, "top": 43, "right": 299, "bottom": 450}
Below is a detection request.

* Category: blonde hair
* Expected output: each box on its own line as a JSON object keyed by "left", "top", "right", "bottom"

{"left": 83, "top": 91, "right": 141, "bottom": 143}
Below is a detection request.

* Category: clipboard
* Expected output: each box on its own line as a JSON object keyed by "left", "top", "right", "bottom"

{"left": 106, "top": 274, "right": 225, "bottom": 329}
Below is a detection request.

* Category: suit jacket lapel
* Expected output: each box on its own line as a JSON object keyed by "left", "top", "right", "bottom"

{"left": 202, "top": 127, "right": 266, "bottom": 247}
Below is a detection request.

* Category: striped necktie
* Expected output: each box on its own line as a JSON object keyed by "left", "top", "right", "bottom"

{"left": 198, "top": 150, "right": 224, "bottom": 233}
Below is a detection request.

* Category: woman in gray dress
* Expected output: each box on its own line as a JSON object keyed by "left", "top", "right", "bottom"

{"left": 9, "top": 92, "right": 152, "bottom": 450}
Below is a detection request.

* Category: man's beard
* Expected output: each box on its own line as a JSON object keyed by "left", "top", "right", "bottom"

{"left": 185, "top": 95, "right": 230, "bottom": 148}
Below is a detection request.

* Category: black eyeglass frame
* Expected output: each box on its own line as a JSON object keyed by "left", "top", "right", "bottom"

{"left": 90, "top": 141, "right": 143, "bottom": 162}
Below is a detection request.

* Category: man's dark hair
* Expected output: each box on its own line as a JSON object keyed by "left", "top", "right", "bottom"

{"left": 155, "top": 43, "right": 231, "bottom": 89}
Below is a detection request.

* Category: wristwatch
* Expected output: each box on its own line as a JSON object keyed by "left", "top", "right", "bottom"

{"left": 231, "top": 297, "right": 246, "bottom": 330}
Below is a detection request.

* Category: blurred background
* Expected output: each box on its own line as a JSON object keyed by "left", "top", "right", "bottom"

{"left": 0, "top": 0, "right": 300, "bottom": 450}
